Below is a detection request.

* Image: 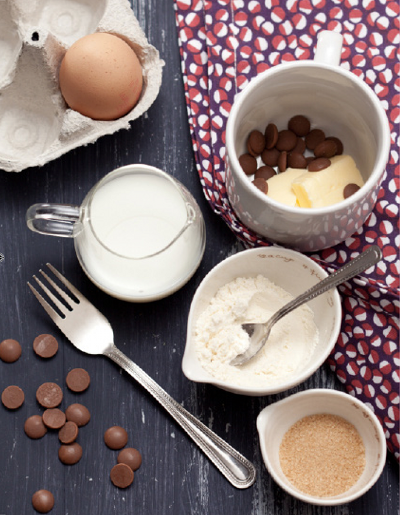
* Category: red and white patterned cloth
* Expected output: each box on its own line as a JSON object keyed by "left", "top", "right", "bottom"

{"left": 174, "top": 0, "right": 399, "bottom": 459}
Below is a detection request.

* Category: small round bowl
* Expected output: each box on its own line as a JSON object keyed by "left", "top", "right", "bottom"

{"left": 182, "top": 247, "right": 341, "bottom": 396}
{"left": 256, "top": 389, "right": 387, "bottom": 505}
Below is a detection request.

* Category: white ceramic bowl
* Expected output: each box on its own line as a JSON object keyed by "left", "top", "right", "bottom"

{"left": 182, "top": 247, "right": 341, "bottom": 396}
{"left": 225, "top": 32, "right": 390, "bottom": 252}
{"left": 256, "top": 389, "right": 387, "bottom": 505}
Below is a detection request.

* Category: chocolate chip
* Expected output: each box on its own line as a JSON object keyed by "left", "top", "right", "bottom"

{"left": 1, "top": 385, "right": 25, "bottom": 409}
{"left": 36, "top": 382, "right": 63, "bottom": 408}
{"left": 66, "top": 368, "right": 90, "bottom": 393}
{"left": 252, "top": 178, "right": 268, "bottom": 194}
{"left": 239, "top": 153, "right": 257, "bottom": 175}
{"left": 344, "top": 183, "right": 361, "bottom": 199}
{"left": 110, "top": 463, "right": 134, "bottom": 488}
{"left": 314, "top": 139, "right": 337, "bottom": 158}
{"left": 0, "top": 338, "right": 22, "bottom": 363}
{"left": 255, "top": 165, "right": 275, "bottom": 181}
{"left": 59, "top": 421, "right": 79, "bottom": 444}
{"left": 292, "top": 136, "right": 306, "bottom": 154}
{"left": 104, "top": 426, "right": 128, "bottom": 450}
{"left": 247, "top": 130, "right": 265, "bottom": 156}
{"left": 326, "top": 136, "right": 344, "bottom": 155}
{"left": 58, "top": 442, "right": 83, "bottom": 465}
{"left": 24, "top": 415, "right": 48, "bottom": 439}
{"left": 32, "top": 489, "right": 55, "bottom": 513}
{"left": 276, "top": 129, "right": 297, "bottom": 152}
{"left": 305, "top": 128, "right": 326, "bottom": 150}
{"left": 42, "top": 408, "right": 66, "bottom": 429}
{"left": 288, "top": 152, "right": 307, "bottom": 169}
{"left": 33, "top": 334, "right": 58, "bottom": 359}
{"left": 307, "top": 157, "right": 331, "bottom": 172}
{"left": 118, "top": 447, "right": 142, "bottom": 471}
{"left": 65, "top": 403, "right": 91, "bottom": 427}
{"left": 264, "top": 123, "right": 278, "bottom": 149}
{"left": 277, "top": 150, "right": 288, "bottom": 173}
{"left": 261, "top": 147, "right": 280, "bottom": 167}
{"left": 288, "top": 115, "right": 311, "bottom": 137}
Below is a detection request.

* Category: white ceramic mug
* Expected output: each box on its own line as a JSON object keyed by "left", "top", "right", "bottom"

{"left": 26, "top": 164, "right": 206, "bottom": 302}
{"left": 225, "top": 30, "right": 391, "bottom": 252}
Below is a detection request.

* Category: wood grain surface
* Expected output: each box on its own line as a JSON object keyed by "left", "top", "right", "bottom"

{"left": 0, "top": 1, "right": 398, "bottom": 514}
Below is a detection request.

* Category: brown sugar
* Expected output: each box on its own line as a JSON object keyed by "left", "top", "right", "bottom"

{"left": 279, "top": 413, "right": 366, "bottom": 497}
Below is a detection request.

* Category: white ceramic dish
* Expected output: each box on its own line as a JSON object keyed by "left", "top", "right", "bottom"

{"left": 256, "top": 389, "right": 387, "bottom": 505}
{"left": 182, "top": 247, "right": 341, "bottom": 396}
{"left": 225, "top": 31, "right": 390, "bottom": 252}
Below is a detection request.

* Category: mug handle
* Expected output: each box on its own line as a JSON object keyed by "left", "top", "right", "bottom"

{"left": 313, "top": 30, "right": 343, "bottom": 66}
{"left": 26, "top": 203, "right": 81, "bottom": 238}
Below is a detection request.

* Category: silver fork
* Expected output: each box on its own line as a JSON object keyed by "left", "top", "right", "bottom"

{"left": 28, "top": 263, "right": 256, "bottom": 489}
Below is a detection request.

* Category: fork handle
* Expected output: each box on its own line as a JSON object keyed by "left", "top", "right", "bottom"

{"left": 105, "top": 346, "right": 256, "bottom": 489}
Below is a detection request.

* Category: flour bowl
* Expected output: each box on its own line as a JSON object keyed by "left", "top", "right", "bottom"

{"left": 256, "top": 389, "right": 387, "bottom": 505}
{"left": 182, "top": 247, "right": 341, "bottom": 396}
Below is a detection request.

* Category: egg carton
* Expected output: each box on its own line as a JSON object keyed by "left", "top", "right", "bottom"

{"left": 0, "top": 0, "right": 164, "bottom": 172}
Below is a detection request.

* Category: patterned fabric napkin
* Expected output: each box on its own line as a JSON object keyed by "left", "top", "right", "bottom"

{"left": 174, "top": 0, "right": 399, "bottom": 459}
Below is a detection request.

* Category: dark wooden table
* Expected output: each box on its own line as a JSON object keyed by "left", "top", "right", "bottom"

{"left": 0, "top": 1, "right": 398, "bottom": 514}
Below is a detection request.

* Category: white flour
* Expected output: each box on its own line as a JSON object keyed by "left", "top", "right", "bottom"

{"left": 194, "top": 275, "right": 319, "bottom": 388}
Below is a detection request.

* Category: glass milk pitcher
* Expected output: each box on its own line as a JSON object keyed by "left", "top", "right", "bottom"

{"left": 26, "top": 164, "right": 206, "bottom": 302}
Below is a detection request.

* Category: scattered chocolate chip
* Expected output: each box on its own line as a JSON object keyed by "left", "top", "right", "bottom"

{"left": 42, "top": 408, "right": 66, "bottom": 429}
{"left": 66, "top": 368, "right": 90, "bottom": 393}
{"left": 0, "top": 338, "right": 22, "bottom": 363}
{"left": 252, "top": 178, "right": 268, "bottom": 194}
{"left": 239, "top": 153, "right": 257, "bottom": 175}
{"left": 292, "top": 136, "right": 306, "bottom": 154}
{"left": 307, "top": 157, "right": 331, "bottom": 172}
{"left": 305, "top": 128, "right": 326, "bottom": 150}
{"left": 24, "top": 415, "right": 48, "bottom": 439}
{"left": 264, "top": 123, "right": 278, "bottom": 149}
{"left": 32, "top": 489, "right": 55, "bottom": 513}
{"left": 104, "top": 426, "right": 128, "bottom": 450}
{"left": 305, "top": 156, "right": 316, "bottom": 166}
{"left": 277, "top": 150, "right": 288, "bottom": 173}
{"left": 58, "top": 442, "right": 83, "bottom": 465}
{"left": 1, "top": 385, "right": 25, "bottom": 409}
{"left": 65, "top": 403, "right": 91, "bottom": 427}
{"left": 326, "top": 136, "right": 344, "bottom": 155}
{"left": 59, "top": 421, "right": 79, "bottom": 444}
{"left": 343, "top": 183, "right": 361, "bottom": 199}
{"left": 276, "top": 129, "right": 297, "bottom": 152}
{"left": 247, "top": 130, "right": 265, "bottom": 156}
{"left": 288, "top": 152, "right": 307, "bottom": 169}
{"left": 314, "top": 139, "right": 337, "bottom": 158}
{"left": 288, "top": 115, "right": 311, "bottom": 137}
{"left": 110, "top": 463, "right": 134, "bottom": 489}
{"left": 261, "top": 147, "right": 280, "bottom": 167}
{"left": 33, "top": 334, "right": 58, "bottom": 359}
{"left": 36, "top": 382, "right": 63, "bottom": 409}
{"left": 255, "top": 165, "right": 275, "bottom": 181}
{"left": 118, "top": 447, "right": 142, "bottom": 471}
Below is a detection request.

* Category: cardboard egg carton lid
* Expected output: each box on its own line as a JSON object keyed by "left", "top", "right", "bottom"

{"left": 0, "top": 0, "right": 164, "bottom": 172}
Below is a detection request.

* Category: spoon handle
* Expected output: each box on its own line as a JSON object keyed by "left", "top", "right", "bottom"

{"left": 271, "top": 245, "right": 382, "bottom": 325}
{"left": 105, "top": 346, "right": 257, "bottom": 489}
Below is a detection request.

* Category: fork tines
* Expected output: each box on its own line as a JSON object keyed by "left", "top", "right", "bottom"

{"left": 28, "top": 263, "right": 80, "bottom": 323}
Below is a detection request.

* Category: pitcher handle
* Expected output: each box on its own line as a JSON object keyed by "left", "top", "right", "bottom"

{"left": 314, "top": 30, "right": 343, "bottom": 66}
{"left": 26, "top": 203, "right": 82, "bottom": 238}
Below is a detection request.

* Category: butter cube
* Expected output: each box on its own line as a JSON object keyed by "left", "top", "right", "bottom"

{"left": 266, "top": 168, "right": 305, "bottom": 207}
{"left": 291, "top": 155, "right": 364, "bottom": 208}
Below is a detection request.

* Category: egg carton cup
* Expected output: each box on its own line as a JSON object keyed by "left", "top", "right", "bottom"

{"left": 0, "top": 0, "right": 164, "bottom": 172}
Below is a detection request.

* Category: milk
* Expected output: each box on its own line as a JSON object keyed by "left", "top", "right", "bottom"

{"left": 75, "top": 170, "right": 205, "bottom": 301}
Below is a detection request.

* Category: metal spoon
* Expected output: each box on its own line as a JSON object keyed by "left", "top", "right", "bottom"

{"left": 230, "top": 245, "right": 382, "bottom": 367}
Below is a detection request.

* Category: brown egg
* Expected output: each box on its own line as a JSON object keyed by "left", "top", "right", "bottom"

{"left": 59, "top": 32, "right": 143, "bottom": 121}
